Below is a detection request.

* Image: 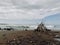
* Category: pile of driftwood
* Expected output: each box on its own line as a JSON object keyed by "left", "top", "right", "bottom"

{"left": 35, "top": 22, "right": 51, "bottom": 32}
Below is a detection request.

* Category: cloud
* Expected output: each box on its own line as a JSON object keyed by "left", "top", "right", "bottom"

{"left": 0, "top": 0, "right": 60, "bottom": 20}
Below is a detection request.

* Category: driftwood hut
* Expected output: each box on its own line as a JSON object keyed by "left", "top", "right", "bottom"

{"left": 35, "top": 22, "right": 51, "bottom": 32}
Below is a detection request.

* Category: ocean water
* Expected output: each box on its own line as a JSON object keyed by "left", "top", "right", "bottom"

{"left": 0, "top": 24, "right": 60, "bottom": 31}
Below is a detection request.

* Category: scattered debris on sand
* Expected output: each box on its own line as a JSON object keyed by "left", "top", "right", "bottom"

{"left": 0, "top": 22, "right": 60, "bottom": 45}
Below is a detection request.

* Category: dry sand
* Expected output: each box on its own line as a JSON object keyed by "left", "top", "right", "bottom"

{"left": 0, "top": 30, "right": 60, "bottom": 45}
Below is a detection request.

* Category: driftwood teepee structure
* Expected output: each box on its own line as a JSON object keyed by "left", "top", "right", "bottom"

{"left": 35, "top": 22, "right": 51, "bottom": 32}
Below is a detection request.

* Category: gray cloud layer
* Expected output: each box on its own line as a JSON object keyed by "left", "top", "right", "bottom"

{"left": 0, "top": 0, "right": 60, "bottom": 20}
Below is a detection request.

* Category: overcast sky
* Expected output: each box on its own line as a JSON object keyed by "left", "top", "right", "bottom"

{"left": 0, "top": 0, "right": 60, "bottom": 24}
